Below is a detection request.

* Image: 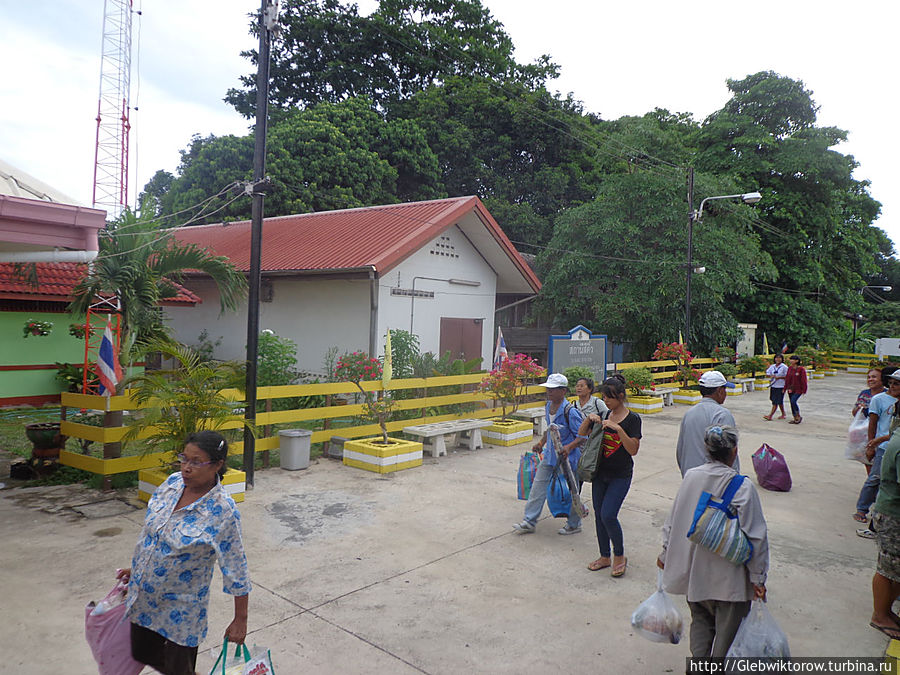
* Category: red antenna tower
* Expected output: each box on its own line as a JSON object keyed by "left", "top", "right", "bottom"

{"left": 92, "top": 0, "right": 133, "bottom": 220}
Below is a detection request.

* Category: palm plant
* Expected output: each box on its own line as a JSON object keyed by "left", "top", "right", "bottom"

{"left": 69, "top": 208, "right": 247, "bottom": 365}
{"left": 122, "top": 341, "right": 255, "bottom": 465}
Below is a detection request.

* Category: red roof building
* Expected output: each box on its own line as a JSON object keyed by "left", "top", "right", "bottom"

{"left": 168, "top": 196, "right": 540, "bottom": 373}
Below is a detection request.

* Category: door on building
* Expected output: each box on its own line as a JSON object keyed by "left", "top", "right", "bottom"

{"left": 440, "top": 318, "right": 483, "bottom": 364}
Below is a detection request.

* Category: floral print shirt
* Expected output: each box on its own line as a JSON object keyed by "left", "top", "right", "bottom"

{"left": 126, "top": 473, "right": 251, "bottom": 647}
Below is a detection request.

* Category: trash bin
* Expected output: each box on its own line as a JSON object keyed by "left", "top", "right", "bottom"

{"left": 279, "top": 429, "right": 312, "bottom": 470}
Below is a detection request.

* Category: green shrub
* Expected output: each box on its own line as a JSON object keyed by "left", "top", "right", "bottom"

{"left": 563, "top": 366, "right": 595, "bottom": 386}
{"left": 737, "top": 356, "right": 767, "bottom": 378}
{"left": 621, "top": 367, "right": 653, "bottom": 395}
{"left": 714, "top": 363, "right": 738, "bottom": 378}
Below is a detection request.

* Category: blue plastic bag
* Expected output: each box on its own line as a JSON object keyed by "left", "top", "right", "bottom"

{"left": 546, "top": 464, "right": 571, "bottom": 517}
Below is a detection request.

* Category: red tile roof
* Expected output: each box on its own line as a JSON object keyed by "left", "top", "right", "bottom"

{"left": 0, "top": 262, "right": 201, "bottom": 305}
{"left": 172, "top": 196, "right": 541, "bottom": 292}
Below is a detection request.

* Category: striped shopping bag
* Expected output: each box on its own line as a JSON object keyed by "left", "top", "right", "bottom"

{"left": 517, "top": 451, "right": 540, "bottom": 500}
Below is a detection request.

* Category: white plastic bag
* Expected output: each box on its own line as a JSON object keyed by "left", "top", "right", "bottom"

{"left": 726, "top": 599, "right": 790, "bottom": 658}
{"left": 242, "top": 645, "right": 275, "bottom": 675}
{"left": 846, "top": 410, "right": 870, "bottom": 464}
{"left": 630, "top": 570, "right": 684, "bottom": 644}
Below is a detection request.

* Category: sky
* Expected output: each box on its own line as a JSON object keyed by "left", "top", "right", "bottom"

{"left": 1, "top": 0, "right": 898, "bottom": 248}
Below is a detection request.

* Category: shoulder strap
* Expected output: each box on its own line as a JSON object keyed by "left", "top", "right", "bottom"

{"left": 720, "top": 474, "right": 745, "bottom": 508}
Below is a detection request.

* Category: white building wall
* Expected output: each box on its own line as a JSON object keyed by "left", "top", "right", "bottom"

{"left": 377, "top": 225, "right": 497, "bottom": 367}
{"left": 166, "top": 277, "right": 371, "bottom": 376}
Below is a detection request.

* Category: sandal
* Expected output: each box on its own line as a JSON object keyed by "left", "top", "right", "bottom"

{"left": 588, "top": 557, "right": 611, "bottom": 571}
{"left": 870, "top": 621, "right": 900, "bottom": 640}
{"left": 762, "top": 415, "right": 773, "bottom": 421}
{"left": 611, "top": 557, "right": 628, "bottom": 578}
{"left": 853, "top": 512, "right": 869, "bottom": 523}
{"left": 778, "top": 414, "right": 787, "bottom": 419}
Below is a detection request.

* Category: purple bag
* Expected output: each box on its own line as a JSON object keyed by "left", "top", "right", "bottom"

{"left": 751, "top": 443, "right": 792, "bottom": 492}
{"left": 85, "top": 582, "right": 143, "bottom": 675}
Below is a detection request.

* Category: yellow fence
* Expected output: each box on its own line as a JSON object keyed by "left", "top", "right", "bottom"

{"left": 58, "top": 375, "right": 547, "bottom": 476}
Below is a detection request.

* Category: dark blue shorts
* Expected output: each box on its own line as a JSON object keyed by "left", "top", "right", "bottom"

{"left": 769, "top": 387, "right": 785, "bottom": 405}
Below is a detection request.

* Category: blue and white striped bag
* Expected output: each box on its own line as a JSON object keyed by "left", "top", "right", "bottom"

{"left": 686, "top": 475, "right": 753, "bottom": 565}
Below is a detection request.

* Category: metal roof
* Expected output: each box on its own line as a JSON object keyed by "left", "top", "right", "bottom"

{"left": 0, "top": 158, "right": 83, "bottom": 204}
{"left": 172, "top": 196, "right": 541, "bottom": 293}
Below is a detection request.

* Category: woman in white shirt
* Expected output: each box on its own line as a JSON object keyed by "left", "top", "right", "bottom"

{"left": 574, "top": 377, "right": 609, "bottom": 418}
{"left": 763, "top": 354, "right": 788, "bottom": 420}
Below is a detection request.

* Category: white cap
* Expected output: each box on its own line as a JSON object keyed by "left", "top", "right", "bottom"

{"left": 698, "top": 371, "right": 728, "bottom": 387}
{"left": 538, "top": 373, "right": 568, "bottom": 388}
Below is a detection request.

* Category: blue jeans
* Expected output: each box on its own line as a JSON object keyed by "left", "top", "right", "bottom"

{"left": 591, "top": 474, "right": 632, "bottom": 557}
{"left": 523, "top": 458, "right": 581, "bottom": 529}
{"left": 857, "top": 446, "right": 885, "bottom": 514}
{"left": 788, "top": 393, "right": 802, "bottom": 416}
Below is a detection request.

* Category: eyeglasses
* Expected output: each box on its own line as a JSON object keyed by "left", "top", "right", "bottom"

{"left": 177, "top": 453, "right": 216, "bottom": 468}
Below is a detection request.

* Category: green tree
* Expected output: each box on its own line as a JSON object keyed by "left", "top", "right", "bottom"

{"left": 68, "top": 209, "right": 248, "bottom": 363}
{"left": 225, "top": 0, "right": 557, "bottom": 116}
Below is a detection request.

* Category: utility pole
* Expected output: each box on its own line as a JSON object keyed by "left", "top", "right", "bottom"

{"left": 244, "top": 0, "right": 276, "bottom": 487}
{"left": 684, "top": 167, "right": 694, "bottom": 350}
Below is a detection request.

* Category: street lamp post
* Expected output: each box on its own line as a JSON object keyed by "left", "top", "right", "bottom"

{"left": 684, "top": 184, "right": 761, "bottom": 349}
{"left": 851, "top": 286, "right": 892, "bottom": 353}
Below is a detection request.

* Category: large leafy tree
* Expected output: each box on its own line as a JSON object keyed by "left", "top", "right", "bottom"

{"left": 225, "top": 0, "right": 557, "bottom": 117}
{"left": 696, "top": 71, "right": 884, "bottom": 346}
{"left": 69, "top": 210, "right": 248, "bottom": 363}
{"left": 535, "top": 171, "right": 774, "bottom": 358}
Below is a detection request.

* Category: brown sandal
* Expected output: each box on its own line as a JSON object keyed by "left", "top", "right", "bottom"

{"left": 588, "top": 558, "right": 611, "bottom": 571}
{"left": 611, "top": 557, "right": 628, "bottom": 578}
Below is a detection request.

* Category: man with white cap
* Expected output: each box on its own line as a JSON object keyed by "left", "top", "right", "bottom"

{"left": 675, "top": 370, "right": 738, "bottom": 477}
{"left": 513, "top": 373, "right": 586, "bottom": 535}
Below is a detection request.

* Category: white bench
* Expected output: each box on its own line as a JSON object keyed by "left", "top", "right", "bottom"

{"left": 641, "top": 387, "right": 679, "bottom": 406}
{"left": 734, "top": 377, "right": 755, "bottom": 392}
{"left": 402, "top": 419, "right": 494, "bottom": 458}
{"left": 511, "top": 407, "right": 547, "bottom": 436}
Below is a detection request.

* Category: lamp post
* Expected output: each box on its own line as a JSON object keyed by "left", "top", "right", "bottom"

{"left": 684, "top": 185, "right": 762, "bottom": 349}
{"left": 851, "top": 286, "right": 892, "bottom": 353}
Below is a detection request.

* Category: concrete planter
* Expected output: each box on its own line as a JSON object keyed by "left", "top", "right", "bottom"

{"left": 343, "top": 437, "right": 423, "bottom": 473}
{"left": 754, "top": 379, "right": 770, "bottom": 390}
{"left": 138, "top": 467, "right": 246, "bottom": 503}
{"left": 847, "top": 366, "right": 869, "bottom": 374}
{"left": 628, "top": 395, "right": 664, "bottom": 414}
{"left": 483, "top": 419, "right": 534, "bottom": 446}
{"left": 823, "top": 369, "right": 837, "bottom": 376}
{"left": 812, "top": 372, "right": 825, "bottom": 379}
{"left": 674, "top": 389, "right": 702, "bottom": 405}
{"left": 726, "top": 383, "right": 744, "bottom": 396}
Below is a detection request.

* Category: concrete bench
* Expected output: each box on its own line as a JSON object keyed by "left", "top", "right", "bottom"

{"left": 640, "top": 387, "right": 679, "bottom": 406}
{"left": 734, "top": 377, "right": 755, "bottom": 392}
{"left": 403, "top": 419, "right": 494, "bottom": 458}
{"left": 511, "top": 407, "right": 547, "bottom": 436}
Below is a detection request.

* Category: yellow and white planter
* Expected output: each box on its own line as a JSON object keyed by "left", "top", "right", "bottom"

{"left": 754, "top": 379, "right": 770, "bottom": 390}
{"left": 848, "top": 366, "right": 869, "bottom": 374}
{"left": 812, "top": 371, "right": 825, "bottom": 379}
{"left": 823, "top": 369, "right": 837, "bottom": 376}
{"left": 138, "top": 467, "right": 246, "bottom": 503}
{"left": 674, "top": 389, "right": 702, "bottom": 405}
{"left": 726, "top": 383, "right": 744, "bottom": 396}
{"left": 343, "top": 437, "right": 423, "bottom": 473}
{"left": 483, "top": 419, "right": 534, "bottom": 446}
{"left": 628, "top": 395, "right": 664, "bottom": 414}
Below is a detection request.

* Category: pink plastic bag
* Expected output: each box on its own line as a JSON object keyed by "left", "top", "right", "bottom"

{"left": 85, "top": 582, "right": 143, "bottom": 675}
{"left": 751, "top": 443, "right": 792, "bottom": 492}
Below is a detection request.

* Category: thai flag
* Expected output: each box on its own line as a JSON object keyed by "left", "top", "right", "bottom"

{"left": 493, "top": 327, "right": 508, "bottom": 370}
{"left": 781, "top": 341, "right": 789, "bottom": 354}
{"left": 97, "top": 322, "right": 123, "bottom": 396}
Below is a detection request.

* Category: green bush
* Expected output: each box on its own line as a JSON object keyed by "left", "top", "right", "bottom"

{"left": 737, "top": 356, "right": 767, "bottom": 378}
{"left": 563, "top": 366, "right": 595, "bottom": 386}
{"left": 714, "top": 363, "right": 738, "bottom": 378}
{"left": 621, "top": 367, "right": 653, "bottom": 395}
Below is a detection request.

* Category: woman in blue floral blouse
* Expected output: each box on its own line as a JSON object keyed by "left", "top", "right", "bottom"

{"left": 117, "top": 431, "right": 251, "bottom": 675}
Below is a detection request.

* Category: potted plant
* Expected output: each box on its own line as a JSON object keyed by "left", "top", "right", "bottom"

{"left": 479, "top": 353, "right": 543, "bottom": 445}
{"left": 714, "top": 363, "right": 743, "bottom": 395}
{"left": 123, "top": 340, "right": 254, "bottom": 501}
{"left": 335, "top": 350, "right": 424, "bottom": 473}
{"left": 22, "top": 319, "right": 53, "bottom": 337}
{"left": 621, "top": 366, "right": 663, "bottom": 414}
{"left": 712, "top": 345, "right": 736, "bottom": 364}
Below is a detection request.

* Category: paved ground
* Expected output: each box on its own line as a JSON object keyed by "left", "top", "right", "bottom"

{"left": 0, "top": 372, "right": 892, "bottom": 673}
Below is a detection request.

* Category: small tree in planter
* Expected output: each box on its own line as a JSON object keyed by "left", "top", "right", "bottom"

{"left": 712, "top": 345, "right": 736, "bottom": 364}
{"left": 794, "top": 345, "right": 820, "bottom": 370}
{"left": 621, "top": 367, "right": 653, "bottom": 396}
{"left": 737, "top": 355, "right": 767, "bottom": 378}
{"left": 714, "top": 363, "right": 738, "bottom": 379}
{"left": 652, "top": 342, "right": 697, "bottom": 388}
{"left": 479, "top": 353, "right": 543, "bottom": 421}
{"left": 334, "top": 351, "right": 396, "bottom": 443}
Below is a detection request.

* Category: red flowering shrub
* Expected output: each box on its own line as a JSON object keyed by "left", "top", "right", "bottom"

{"left": 652, "top": 342, "right": 698, "bottom": 388}
{"left": 479, "top": 353, "right": 544, "bottom": 420}
{"left": 335, "top": 351, "right": 395, "bottom": 443}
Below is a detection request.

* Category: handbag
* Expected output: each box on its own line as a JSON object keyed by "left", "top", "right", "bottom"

{"left": 516, "top": 451, "right": 540, "bottom": 500}
{"left": 210, "top": 638, "right": 251, "bottom": 675}
{"left": 576, "top": 412, "right": 609, "bottom": 482}
{"left": 84, "top": 581, "right": 144, "bottom": 675}
{"left": 845, "top": 410, "right": 870, "bottom": 464}
{"left": 546, "top": 463, "right": 572, "bottom": 517}
{"left": 686, "top": 474, "right": 753, "bottom": 565}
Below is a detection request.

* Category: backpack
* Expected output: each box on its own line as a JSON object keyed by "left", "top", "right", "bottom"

{"left": 576, "top": 411, "right": 610, "bottom": 482}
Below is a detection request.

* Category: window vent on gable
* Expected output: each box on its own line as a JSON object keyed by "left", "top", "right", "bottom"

{"left": 428, "top": 234, "right": 460, "bottom": 259}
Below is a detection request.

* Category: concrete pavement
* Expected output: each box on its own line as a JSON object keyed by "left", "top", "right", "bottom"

{"left": 0, "top": 371, "right": 891, "bottom": 673}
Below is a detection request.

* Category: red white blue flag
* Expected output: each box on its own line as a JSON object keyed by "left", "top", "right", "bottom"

{"left": 493, "top": 327, "right": 508, "bottom": 370}
{"left": 781, "top": 341, "right": 789, "bottom": 354}
{"left": 97, "top": 322, "right": 123, "bottom": 396}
